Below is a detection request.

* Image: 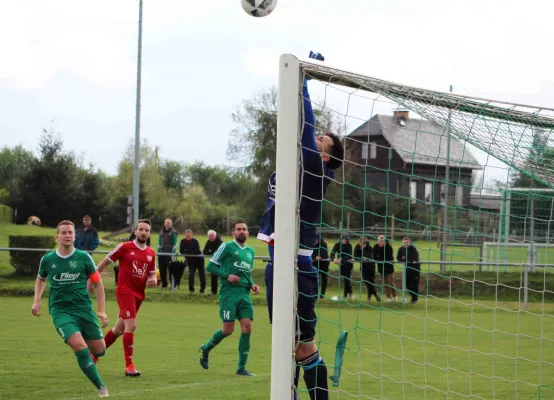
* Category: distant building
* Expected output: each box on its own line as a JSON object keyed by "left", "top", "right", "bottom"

{"left": 344, "top": 110, "right": 482, "bottom": 207}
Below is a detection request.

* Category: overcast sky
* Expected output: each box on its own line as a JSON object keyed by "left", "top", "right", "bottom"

{"left": 1, "top": 0, "right": 553, "bottom": 186}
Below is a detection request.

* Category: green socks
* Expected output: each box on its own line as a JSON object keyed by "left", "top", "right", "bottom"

{"left": 201, "top": 329, "right": 251, "bottom": 370}
{"left": 75, "top": 348, "right": 104, "bottom": 389}
{"left": 202, "top": 329, "right": 229, "bottom": 352}
{"left": 238, "top": 332, "right": 251, "bottom": 370}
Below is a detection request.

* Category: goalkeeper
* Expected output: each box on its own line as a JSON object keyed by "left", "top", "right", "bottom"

{"left": 258, "top": 51, "right": 344, "bottom": 400}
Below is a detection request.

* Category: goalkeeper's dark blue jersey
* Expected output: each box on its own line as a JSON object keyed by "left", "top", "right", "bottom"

{"left": 257, "top": 80, "right": 335, "bottom": 257}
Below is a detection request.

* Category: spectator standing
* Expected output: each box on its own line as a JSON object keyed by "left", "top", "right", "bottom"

{"left": 397, "top": 237, "right": 421, "bottom": 304}
{"left": 354, "top": 237, "right": 380, "bottom": 302}
{"left": 373, "top": 235, "right": 397, "bottom": 302}
{"left": 311, "top": 236, "right": 330, "bottom": 298}
{"left": 180, "top": 230, "right": 205, "bottom": 294}
{"left": 331, "top": 234, "right": 354, "bottom": 300}
{"left": 158, "top": 218, "right": 178, "bottom": 289}
{"left": 74, "top": 215, "right": 99, "bottom": 252}
{"left": 203, "top": 230, "right": 223, "bottom": 295}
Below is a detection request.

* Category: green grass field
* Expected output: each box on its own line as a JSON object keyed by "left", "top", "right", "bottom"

{"left": 2, "top": 223, "right": 554, "bottom": 399}
{"left": 2, "top": 296, "right": 554, "bottom": 399}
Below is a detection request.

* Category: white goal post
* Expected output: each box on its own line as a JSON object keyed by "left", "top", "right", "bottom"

{"left": 271, "top": 54, "right": 302, "bottom": 400}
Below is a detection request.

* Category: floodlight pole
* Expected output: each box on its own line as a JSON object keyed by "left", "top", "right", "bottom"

{"left": 132, "top": 0, "right": 144, "bottom": 227}
{"left": 441, "top": 84, "right": 453, "bottom": 272}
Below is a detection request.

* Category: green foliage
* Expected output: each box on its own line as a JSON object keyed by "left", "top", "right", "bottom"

{"left": 0, "top": 145, "right": 36, "bottom": 208}
{"left": 511, "top": 129, "right": 553, "bottom": 188}
{"left": 0, "top": 205, "right": 13, "bottom": 224}
{"left": 9, "top": 235, "right": 56, "bottom": 275}
{"left": 227, "top": 87, "right": 277, "bottom": 181}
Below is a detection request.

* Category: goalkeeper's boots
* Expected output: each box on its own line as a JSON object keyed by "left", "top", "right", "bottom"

{"left": 236, "top": 368, "right": 256, "bottom": 377}
{"left": 97, "top": 386, "right": 109, "bottom": 397}
{"left": 199, "top": 346, "right": 209, "bottom": 370}
{"left": 124, "top": 365, "right": 141, "bottom": 377}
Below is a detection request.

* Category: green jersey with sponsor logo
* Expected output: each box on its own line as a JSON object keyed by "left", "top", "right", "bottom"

{"left": 38, "top": 249, "right": 98, "bottom": 315}
{"left": 208, "top": 240, "right": 255, "bottom": 291}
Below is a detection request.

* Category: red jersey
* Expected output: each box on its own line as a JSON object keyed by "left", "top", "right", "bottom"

{"left": 108, "top": 240, "right": 156, "bottom": 299}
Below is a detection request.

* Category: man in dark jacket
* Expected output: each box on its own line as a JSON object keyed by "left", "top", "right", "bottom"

{"left": 203, "top": 230, "right": 223, "bottom": 295}
{"left": 180, "top": 230, "right": 205, "bottom": 293}
{"left": 397, "top": 237, "right": 421, "bottom": 303}
{"left": 354, "top": 237, "right": 380, "bottom": 302}
{"left": 157, "top": 218, "right": 178, "bottom": 289}
{"left": 311, "top": 236, "right": 330, "bottom": 298}
{"left": 331, "top": 234, "right": 354, "bottom": 300}
{"left": 74, "top": 215, "right": 99, "bottom": 252}
{"left": 373, "top": 235, "right": 396, "bottom": 302}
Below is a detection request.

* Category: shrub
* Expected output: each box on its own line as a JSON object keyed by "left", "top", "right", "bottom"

{"left": 9, "top": 235, "right": 56, "bottom": 276}
{"left": 0, "top": 204, "right": 13, "bottom": 224}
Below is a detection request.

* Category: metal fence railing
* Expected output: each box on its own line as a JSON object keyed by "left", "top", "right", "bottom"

{"left": 2, "top": 247, "right": 554, "bottom": 310}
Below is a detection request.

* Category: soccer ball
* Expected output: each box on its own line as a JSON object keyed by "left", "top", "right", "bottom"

{"left": 241, "top": 0, "right": 277, "bottom": 17}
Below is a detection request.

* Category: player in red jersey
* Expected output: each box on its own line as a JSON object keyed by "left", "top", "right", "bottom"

{"left": 88, "top": 219, "right": 157, "bottom": 376}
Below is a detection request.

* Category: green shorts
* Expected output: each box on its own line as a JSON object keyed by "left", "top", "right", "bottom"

{"left": 219, "top": 288, "right": 254, "bottom": 322}
{"left": 52, "top": 309, "right": 103, "bottom": 343}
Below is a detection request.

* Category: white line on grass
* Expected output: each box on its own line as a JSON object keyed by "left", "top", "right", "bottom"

{"left": 62, "top": 374, "right": 270, "bottom": 400}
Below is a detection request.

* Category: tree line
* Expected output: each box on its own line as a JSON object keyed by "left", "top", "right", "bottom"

{"left": 2, "top": 86, "right": 548, "bottom": 235}
{"left": 0, "top": 87, "right": 345, "bottom": 233}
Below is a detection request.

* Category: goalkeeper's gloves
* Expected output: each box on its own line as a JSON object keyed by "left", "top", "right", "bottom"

{"left": 305, "top": 51, "right": 325, "bottom": 86}
{"left": 309, "top": 51, "right": 325, "bottom": 61}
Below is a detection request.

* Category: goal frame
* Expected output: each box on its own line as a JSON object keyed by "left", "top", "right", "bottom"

{"left": 272, "top": 53, "right": 554, "bottom": 399}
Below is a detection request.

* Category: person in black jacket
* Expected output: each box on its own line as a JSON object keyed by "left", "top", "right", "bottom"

{"left": 397, "top": 237, "right": 421, "bottom": 303}
{"left": 331, "top": 234, "right": 354, "bottom": 300}
{"left": 373, "top": 235, "right": 397, "bottom": 302}
{"left": 180, "top": 230, "right": 205, "bottom": 293}
{"left": 157, "top": 219, "right": 178, "bottom": 289}
{"left": 311, "top": 236, "right": 330, "bottom": 298}
{"left": 203, "top": 230, "right": 223, "bottom": 295}
{"left": 354, "top": 236, "right": 380, "bottom": 302}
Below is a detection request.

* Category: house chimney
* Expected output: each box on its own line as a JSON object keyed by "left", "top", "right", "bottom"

{"left": 393, "top": 109, "right": 409, "bottom": 123}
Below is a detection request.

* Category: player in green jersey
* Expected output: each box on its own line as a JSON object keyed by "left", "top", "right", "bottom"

{"left": 199, "top": 220, "right": 260, "bottom": 376}
{"left": 32, "top": 220, "right": 110, "bottom": 398}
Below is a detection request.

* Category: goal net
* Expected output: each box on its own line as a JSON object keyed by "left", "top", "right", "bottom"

{"left": 271, "top": 54, "right": 554, "bottom": 399}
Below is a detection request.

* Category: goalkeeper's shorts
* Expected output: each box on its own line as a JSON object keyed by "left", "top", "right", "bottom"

{"left": 265, "top": 260, "right": 318, "bottom": 344}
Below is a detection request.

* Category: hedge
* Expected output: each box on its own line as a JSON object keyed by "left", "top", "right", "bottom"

{"left": 9, "top": 235, "right": 56, "bottom": 276}
{"left": 0, "top": 204, "right": 13, "bottom": 224}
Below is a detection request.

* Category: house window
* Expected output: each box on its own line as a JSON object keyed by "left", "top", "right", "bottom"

{"left": 369, "top": 142, "right": 377, "bottom": 159}
{"left": 440, "top": 184, "right": 447, "bottom": 205}
{"left": 456, "top": 185, "right": 463, "bottom": 206}
{"left": 410, "top": 181, "right": 418, "bottom": 204}
{"left": 425, "top": 182, "right": 433, "bottom": 204}
{"left": 361, "top": 143, "right": 368, "bottom": 159}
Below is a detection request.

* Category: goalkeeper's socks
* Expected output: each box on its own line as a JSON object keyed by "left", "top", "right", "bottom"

{"left": 298, "top": 351, "right": 328, "bottom": 400}
{"left": 237, "top": 332, "right": 251, "bottom": 370}
{"left": 104, "top": 329, "right": 118, "bottom": 348}
{"left": 293, "top": 365, "right": 301, "bottom": 400}
{"left": 202, "top": 329, "right": 229, "bottom": 352}
{"left": 75, "top": 348, "right": 105, "bottom": 389}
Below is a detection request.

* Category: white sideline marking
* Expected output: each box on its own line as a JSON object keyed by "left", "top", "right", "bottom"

{"left": 62, "top": 374, "right": 270, "bottom": 400}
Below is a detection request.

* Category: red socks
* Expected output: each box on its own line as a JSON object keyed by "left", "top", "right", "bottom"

{"left": 123, "top": 332, "right": 134, "bottom": 367}
{"left": 104, "top": 329, "right": 117, "bottom": 348}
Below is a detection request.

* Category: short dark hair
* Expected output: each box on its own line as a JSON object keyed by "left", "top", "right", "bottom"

{"left": 83, "top": 215, "right": 91, "bottom": 219}
{"left": 57, "top": 220, "right": 75, "bottom": 233}
{"left": 136, "top": 219, "right": 152, "bottom": 229}
{"left": 233, "top": 219, "right": 247, "bottom": 230}
{"left": 325, "top": 133, "right": 344, "bottom": 170}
